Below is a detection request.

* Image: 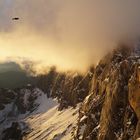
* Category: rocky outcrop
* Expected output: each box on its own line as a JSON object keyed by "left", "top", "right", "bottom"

{"left": 0, "top": 89, "right": 16, "bottom": 111}
{"left": 74, "top": 45, "right": 140, "bottom": 140}
{"left": 2, "top": 122, "right": 22, "bottom": 140}
{"left": 129, "top": 63, "right": 140, "bottom": 139}
{"left": 37, "top": 66, "right": 58, "bottom": 97}
{"left": 15, "top": 87, "right": 43, "bottom": 113}
{"left": 0, "top": 87, "right": 48, "bottom": 139}
{"left": 51, "top": 69, "right": 94, "bottom": 110}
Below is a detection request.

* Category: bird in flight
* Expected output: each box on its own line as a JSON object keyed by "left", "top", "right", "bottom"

{"left": 12, "top": 17, "right": 19, "bottom": 20}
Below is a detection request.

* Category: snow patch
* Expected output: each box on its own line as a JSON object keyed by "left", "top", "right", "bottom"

{"left": 23, "top": 104, "right": 80, "bottom": 140}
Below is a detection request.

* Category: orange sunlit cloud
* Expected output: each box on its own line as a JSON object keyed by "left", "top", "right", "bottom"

{"left": 1, "top": 0, "right": 140, "bottom": 73}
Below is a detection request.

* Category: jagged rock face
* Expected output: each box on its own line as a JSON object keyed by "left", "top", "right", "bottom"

{"left": 0, "top": 87, "right": 47, "bottom": 139}
{"left": 51, "top": 73, "right": 83, "bottom": 110}
{"left": 129, "top": 64, "right": 140, "bottom": 139}
{"left": 37, "top": 67, "right": 58, "bottom": 97}
{"left": 0, "top": 89, "right": 15, "bottom": 110}
{"left": 51, "top": 73, "right": 66, "bottom": 99}
{"left": 98, "top": 60, "right": 130, "bottom": 140}
{"left": 75, "top": 45, "right": 140, "bottom": 140}
{"left": 51, "top": 71, "right": 94, "bottom": 110}
{"left": 15, "top": 87, "right": 43, "bottom": 114}
{"left": 2, "top": 122, "right": 22, "bottom": 140}
{"left": 72, "top": 69, "right": 94, "bottom": 106}
{"left": 0, "top": 86, "right": 44, "bottom": 119}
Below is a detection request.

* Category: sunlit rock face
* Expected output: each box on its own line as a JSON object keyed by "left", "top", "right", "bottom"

{"left": 74, "top": 45, "right": 140, "bottom": 140}
{"left": 129, "top": 64, "right": 140, "bottom": 139}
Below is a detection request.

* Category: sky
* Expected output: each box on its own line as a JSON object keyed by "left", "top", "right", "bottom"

{"left": 1, "top": 0, "right": 140, "bottom": 73}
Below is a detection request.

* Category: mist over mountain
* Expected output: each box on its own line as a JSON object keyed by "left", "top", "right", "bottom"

{"left": 0, "top": 62, "right": 33, "bottom": 88}
{"left": 0, "top": 62, "right": 22, "bottom": 72}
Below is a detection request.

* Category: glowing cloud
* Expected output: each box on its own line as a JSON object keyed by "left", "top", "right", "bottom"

{"left": 0, "top": 0, "right": 140, "bottom": 73}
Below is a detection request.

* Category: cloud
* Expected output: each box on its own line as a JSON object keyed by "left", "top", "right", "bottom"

{"left": 0, "top": 0, "right": 140, "bottom": 72}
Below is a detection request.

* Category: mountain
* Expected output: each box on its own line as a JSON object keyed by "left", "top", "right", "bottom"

{"left": 74, "top": 45, "right": 140, "bottom": 140}
{"left": 0, "top": 45, "right": 140, "bottom": 140}
{"left": 0, "top": 71, "right": 31, "bottom": 89}
{"left": 0, "top": 62, "right": 34, "bottom": 88}
{"left": 0, "top": 62, "right": 21, "bottom": 73}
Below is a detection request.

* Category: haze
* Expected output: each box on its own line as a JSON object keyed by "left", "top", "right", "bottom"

{"left": 1, "top": 0, "right": 140, "bottom": 73}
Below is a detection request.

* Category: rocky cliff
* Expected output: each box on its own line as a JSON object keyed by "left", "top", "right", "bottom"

{"left": 74, "top": 45, "right": 140, "bottom": 140}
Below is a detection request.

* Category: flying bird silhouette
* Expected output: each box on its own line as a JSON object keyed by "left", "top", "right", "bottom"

{"left": 12, "top": 17, "right": 19, "bottom": 20}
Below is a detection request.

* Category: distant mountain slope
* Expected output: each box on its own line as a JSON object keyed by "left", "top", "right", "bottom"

{"left": 0, "top": 62, "right": 21, "bottom": 73}
{"left": 0, "top": 71, "right": 31, "bottom": 88}
{"left": 0, "top": 62, "right": 34, "bottom": 88}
